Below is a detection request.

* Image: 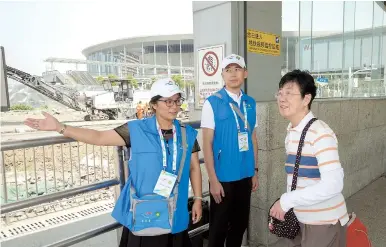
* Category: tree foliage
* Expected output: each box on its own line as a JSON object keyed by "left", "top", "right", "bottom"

{"left": 127, "top": 75, "right": 139, "bottom": 89}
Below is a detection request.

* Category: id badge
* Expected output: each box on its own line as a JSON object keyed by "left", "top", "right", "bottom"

{"left": 238, "top": 132, "right": 249, "bottom": 152}
{"left": 153, "top": 170, "right": 177, "bottom": 198}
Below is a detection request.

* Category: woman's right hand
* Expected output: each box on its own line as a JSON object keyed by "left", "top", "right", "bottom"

{"left": 24, "top": 112, "right": 61, "bottom": 132}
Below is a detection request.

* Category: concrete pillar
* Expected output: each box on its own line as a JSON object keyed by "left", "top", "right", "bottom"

{"left": 193, "top": 2, "right": 283, "bottom": 246}
{"left": 383, "top": 31, "right": 386, "bottom": 95}
{"left": 245, "top": 1, "right": 283, "bottom": 102}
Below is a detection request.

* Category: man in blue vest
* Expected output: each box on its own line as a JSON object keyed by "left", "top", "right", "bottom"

{"left": 201, "top": 54, "right": 259, "bottom": 247}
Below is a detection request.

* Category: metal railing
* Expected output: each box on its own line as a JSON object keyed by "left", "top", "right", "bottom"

{"left": 42, "top": 222, "right": 210, "bottom": 247}
{"left": 1, "top": 135, "right": 118, "bottom": 224}
{"left": 0, "top": 120, "right": 211, "bottom": 247}
{"left": 1, "top": 179, "right": 119, "bottom": 214}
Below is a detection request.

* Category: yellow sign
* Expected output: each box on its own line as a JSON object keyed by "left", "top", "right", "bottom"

{"left": 247, "top": 29, "right": 281, "bottom": 56}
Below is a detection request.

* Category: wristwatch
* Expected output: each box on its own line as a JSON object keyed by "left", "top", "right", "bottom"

{"left": 255, "top": 167, "right": 259, "bottom": 173}
{"left": 58, "top": 124, "right": 67, "bottom": 134}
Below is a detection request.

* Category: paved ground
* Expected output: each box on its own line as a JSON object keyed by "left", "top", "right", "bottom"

{"left": 345, "top": 175, "right": 386, "bottom": 247}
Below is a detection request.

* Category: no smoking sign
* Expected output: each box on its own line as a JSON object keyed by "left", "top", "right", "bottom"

{"left": 201, "top": 51, "right": 219, "bottom": 76}
{"left": 197, "top": 44, "right": 224, "bottom": 108}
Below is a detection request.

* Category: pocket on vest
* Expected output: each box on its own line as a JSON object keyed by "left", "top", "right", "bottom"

{"left": 131, "top": 195, "right": 176, "bottom": 236}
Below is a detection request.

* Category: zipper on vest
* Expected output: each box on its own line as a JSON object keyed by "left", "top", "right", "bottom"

{"left": 217, "top": 150, "right": 221, "bottom": 160}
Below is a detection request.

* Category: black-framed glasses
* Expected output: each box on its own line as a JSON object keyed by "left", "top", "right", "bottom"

{"left": 158, "top": 98, "right": 184, "bottom": 107}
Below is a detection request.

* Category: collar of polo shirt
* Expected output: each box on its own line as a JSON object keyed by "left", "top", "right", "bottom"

{"left": 287, "top": 111, "right": 315, "bottom": 132}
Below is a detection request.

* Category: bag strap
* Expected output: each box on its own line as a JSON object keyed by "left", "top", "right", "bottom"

{"left": 172, "top": 126, "right": 187, "bottom": 195}
{"left": 291, "top": 118, "right": 317, "bottom": 191}
{"left": 213, "top": 93, "right": 250, "bottom": 132}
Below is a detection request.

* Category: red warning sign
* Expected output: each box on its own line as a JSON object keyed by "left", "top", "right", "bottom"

{"left": 201, "top": 51, "right": 219, "bottom": 76}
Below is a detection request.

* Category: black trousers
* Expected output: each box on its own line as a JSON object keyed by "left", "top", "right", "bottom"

{"left": 208, "top": 177, "right": 252, "bottom": 247}
{"left": 119, "top": 226, "right": 192, "bottom": 247}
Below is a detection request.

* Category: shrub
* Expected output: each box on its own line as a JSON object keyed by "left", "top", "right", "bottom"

{"left": 10, "top": 104, "right": 34, "bottom": 111}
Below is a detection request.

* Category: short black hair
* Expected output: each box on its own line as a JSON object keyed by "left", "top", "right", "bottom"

{"left": 279, "top": 69, "right": 317, "bottom": 109}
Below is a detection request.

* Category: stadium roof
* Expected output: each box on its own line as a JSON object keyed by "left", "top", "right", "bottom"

{"left": 82, "top": 34, "right": 193, "bottom": 57}
{"left": 42, "top": 57, "right": 194, "bottom": 71}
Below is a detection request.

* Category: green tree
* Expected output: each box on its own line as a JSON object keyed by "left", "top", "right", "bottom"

{"left": 126, "top": 75, "right": 139, "bottom": 89}
{"left": 96, "top": 76, "right": 104, "bottom": 84}
{"left": 107, "top": 74, "right": 118, "bottom": 87}
{"left": 185, "top": 80, "right": 195, "bottom": 88}
{"left": 171, "top": 75, "right": 185, "bottom": 89}
{"left": 107, "top": 74, "right": 118, "bottom": 80}
{"left": 143, "top": 77, "right": 158, "bottom": 90}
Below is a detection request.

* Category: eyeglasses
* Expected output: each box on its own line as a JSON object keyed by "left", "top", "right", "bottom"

{"left": 158, "top": 98, "right": 184, "bottom": 107}
{"left": 275, "top": 91, "right": 301, "bottom": 99}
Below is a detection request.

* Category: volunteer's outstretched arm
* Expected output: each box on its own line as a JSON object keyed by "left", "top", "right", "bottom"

{"left": 190, "top": 152, "right": 202, "bottom": 224}
{"left": 24, "top": 112, "right": 126, "bottom": 146}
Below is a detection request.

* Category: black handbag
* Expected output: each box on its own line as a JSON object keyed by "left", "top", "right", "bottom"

{"left": 268, "top": 118, "right": 317, "bottom": 239}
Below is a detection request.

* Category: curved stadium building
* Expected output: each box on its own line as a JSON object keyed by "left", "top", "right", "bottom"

{"left": 82, "top": 34, "right": 194, "bottom": 78}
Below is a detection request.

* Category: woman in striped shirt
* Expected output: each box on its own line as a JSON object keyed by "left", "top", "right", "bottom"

{"left": 270, "top": 70, "right": 348, "bottom": 247}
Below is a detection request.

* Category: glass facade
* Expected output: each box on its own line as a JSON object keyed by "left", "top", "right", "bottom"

{"left": 282, "top": 1, "right": 386, "bottom": 98}
{"left": 85, "top": 37, "right": 194, "bottom": 80}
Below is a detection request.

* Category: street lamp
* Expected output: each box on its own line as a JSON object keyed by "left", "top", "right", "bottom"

{"left": 348, "top": 66, "right": 377, "bottom": 97}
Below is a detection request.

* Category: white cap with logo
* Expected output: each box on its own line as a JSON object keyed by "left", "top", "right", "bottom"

{"left": 221, "top": 54, "right": 246, "bottom": 69}
{"left": 150, "top": 78, "right": 184, "bottom": 98}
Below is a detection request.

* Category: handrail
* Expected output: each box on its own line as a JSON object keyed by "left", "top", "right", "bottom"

{"left": 42, "top": 223, "right": 209, "bottom": 247}
{"left": 0, "top": 120, "right": 201, "bottom": 152}
{"left": 1, "top": 136, "right": 75, "bottom": 151}
{"left": 0, "top": 179, "right": 120, "bottom": 214}
{"left": 42, "top": 223, "right": 121, "bottom": 247}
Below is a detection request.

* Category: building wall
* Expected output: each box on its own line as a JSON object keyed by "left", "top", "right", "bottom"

{"left": 248, "top": 98, "right": 386, "bottom": 246}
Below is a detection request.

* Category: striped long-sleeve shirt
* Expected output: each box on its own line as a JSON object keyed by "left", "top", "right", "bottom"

{"left": 280, "top": 112, "right": 349, "bottom": 226}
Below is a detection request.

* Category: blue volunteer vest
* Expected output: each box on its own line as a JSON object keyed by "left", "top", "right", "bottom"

{"left": 111, "top": 116, "right": 198, "bottom": 234}
{"left": 207, "top": 88, "right": 256, "bottom": 182}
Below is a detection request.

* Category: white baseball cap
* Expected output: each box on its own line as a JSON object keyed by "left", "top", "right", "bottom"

{"left": 150, "top": 78, "right": 184, "bottom": 98}
{"left": 221, "top": 54, "right": 246, "bottom": 69}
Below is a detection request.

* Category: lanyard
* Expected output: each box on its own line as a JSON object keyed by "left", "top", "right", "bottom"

{"left": 229, "top": 101, "right": 248, "bottom": 132}
{"left": 156, "top": 121, "right": 178, "bottom": 173}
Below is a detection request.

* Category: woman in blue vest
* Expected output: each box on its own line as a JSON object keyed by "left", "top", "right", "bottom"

{"left": 24, "top": 78, "right": 203, "bottom": 247}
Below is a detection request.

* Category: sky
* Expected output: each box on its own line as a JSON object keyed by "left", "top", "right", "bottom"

{"left": 0, "top": 0, "right": 383, "bottom": 76}
{"left": 0, "top": 0, "right": 194, "bottom": 74}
